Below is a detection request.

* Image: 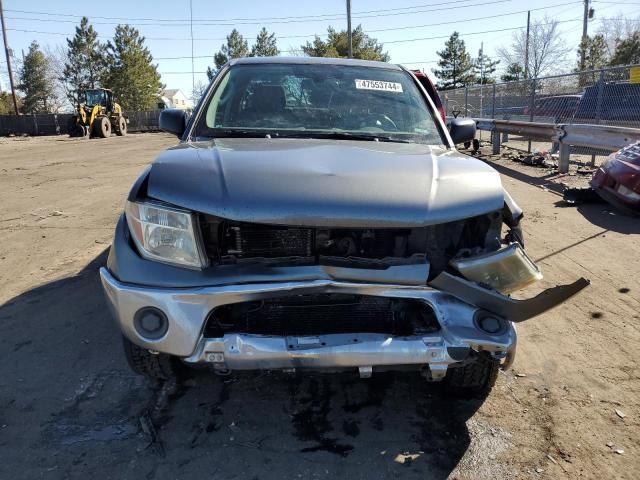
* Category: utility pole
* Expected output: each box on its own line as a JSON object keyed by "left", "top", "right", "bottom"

{"left": 523, "top": 10, "right": 530, "bottom": 79}
{"left": 580, "top": 0, "right": 590, "bottom": 70}
{"left": 479, "top": 42, "right": 484, "bottom": 140}
{"left": 0, "top": 0, "right": 19, "bottom": 115}
{"left": 346, "top": 0, "right": 353, "bottom": 59}
{"left": 190, "top": 0, "right": 195, "bottom": 93}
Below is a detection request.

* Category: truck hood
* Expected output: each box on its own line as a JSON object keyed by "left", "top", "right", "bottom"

{"left": 146, "top": 138, "right": 504, "bottom": 228}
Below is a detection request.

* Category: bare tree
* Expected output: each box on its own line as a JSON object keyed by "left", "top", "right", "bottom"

{"left": 496, "top": 17, "right": 570, "bottom": 78}
{"left": 596, "top": 14, "right": 640, "bottom": 57}
{"left": 43, "top": 45, "right": 72, "bottom": 112}
{"left": 191, "top": 80, "right": 208, "bottom": 105}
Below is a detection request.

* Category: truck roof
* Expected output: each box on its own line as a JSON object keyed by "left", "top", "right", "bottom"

{"left": 229, "top": 56, "right": 402, "bottom": 70}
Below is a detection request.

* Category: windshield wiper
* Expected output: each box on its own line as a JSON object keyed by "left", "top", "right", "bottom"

{"left": 210, "top": 129, "right": 413, "bottom": 143}
{"left": 211, "top": 129, "right": 270, "bottom": 138}
{"left": 275, "top": 131, "right": 413, "bottom": 143}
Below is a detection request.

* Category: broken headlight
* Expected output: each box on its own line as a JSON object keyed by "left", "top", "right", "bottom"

{"left": 451, "top": 243, "right": 542, "bottom": 293}
{"left": 125, "top": 201, "right": 207, "bottom": 269}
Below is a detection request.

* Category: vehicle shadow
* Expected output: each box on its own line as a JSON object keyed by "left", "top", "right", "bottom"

{"left": 0, "top": 251, "right": 484, "bottom": 480}
{"left": 484, "top": 159, "right": 565, "bottom": 196}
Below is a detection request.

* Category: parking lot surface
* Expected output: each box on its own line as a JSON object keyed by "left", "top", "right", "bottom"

{"left": 1, "top": 134, "right": 639, "bottom": 479}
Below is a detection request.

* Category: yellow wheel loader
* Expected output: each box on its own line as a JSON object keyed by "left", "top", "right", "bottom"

{"left": 67, "top": 88, "right": 128, "bottom": 138}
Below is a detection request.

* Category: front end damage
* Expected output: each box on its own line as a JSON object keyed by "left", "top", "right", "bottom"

{"left": 100, "top": 194, "right": 588, "bottom": 380}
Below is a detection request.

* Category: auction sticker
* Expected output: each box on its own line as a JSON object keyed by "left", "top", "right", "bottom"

{"left": 355, "top": 79, "right": 403, "bottom": 93}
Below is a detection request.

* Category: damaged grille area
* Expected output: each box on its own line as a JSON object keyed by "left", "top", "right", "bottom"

{"left": 203, "top": 294, "right": 440, "bottom": 337}
{"left": 199, "top": 212, "right": 502, "bottom": 276}
{"left": 224, "top": 224, "right": 313, "bottom": 258}
{"left": 200, "top": 220, "right": 429, "bottom": 266}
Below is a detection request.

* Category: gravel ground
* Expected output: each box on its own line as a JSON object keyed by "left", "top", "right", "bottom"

{"left": 0, "top": 133, "right": 639, "bottom": 479}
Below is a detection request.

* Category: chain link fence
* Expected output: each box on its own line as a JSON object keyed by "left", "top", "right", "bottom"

{"left": 0, "top": 110, "right": 162, "bottom": 137}
{"left": 441, "top": 64, "right": 640, "bottom": 164}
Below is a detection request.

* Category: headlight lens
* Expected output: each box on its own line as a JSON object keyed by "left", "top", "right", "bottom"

{"left": 125, "top": 201, "right": 207, "bottom": 269}
{"left": 451, "top": 243, "right": 542, "bottom": 293}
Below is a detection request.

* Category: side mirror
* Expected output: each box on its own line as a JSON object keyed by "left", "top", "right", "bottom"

{"left": 448, "top": 118, "right": 476, "bottom": 145}
{"left": 159, "top": 108, "right": 187, "bottom": 138}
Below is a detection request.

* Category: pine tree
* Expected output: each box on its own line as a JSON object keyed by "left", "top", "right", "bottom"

{"left": 576, "top": 35, "right": 608, "bottom": 71}
{"left": 18, "top": 41, "right": 56, "bottom": 113}
{"left": 301, "top": 25, "right": 389, "bottom": 61}
{"left": 207, "top": 29, "right": 249, "bottom": 81}
{"left": 102, "top": 25, "right": 163, "bottom": 111}
{"left": 251, "top": 28, "right": 279, "bottom": 57}
{"left": 473, "top": 52, "right": 499, "bottom": 84}
{"left": 500, "top": 63, "right": 524, "bottom": 82}
{"left": 63, "top": 17, "right": 107, "bottom": 106}
{"left": 432, "top": 32, "right": 474, "bottom": 90}
{"left": 575, "top": 34, "right": 609, "bottom": 85}
{"left": 609, "top": 32, "right": 640, "bottom": 66}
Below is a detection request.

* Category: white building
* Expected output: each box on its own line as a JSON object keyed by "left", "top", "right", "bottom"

{"left": 159, "top": 89, "right": 192, "bottom": 110}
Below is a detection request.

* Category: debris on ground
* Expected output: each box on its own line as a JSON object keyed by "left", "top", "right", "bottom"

{"left": 615, "top": 409, "right": 626, "bottom": 419}
{"left": 394, "top": 452, "right": 421, "bottom": 464}
{"left": 563, "top": 187, "right": 605, "bottom": 205}
{"left": 614, "top": 449, "right": 625, "bottom": 455}
{"left": 522, "top": 154, "right": 546, "bottom": 166}
{"left": 576, "top": 167, "right": 596, "bottom": 175}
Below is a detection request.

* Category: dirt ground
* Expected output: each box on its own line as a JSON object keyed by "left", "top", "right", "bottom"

{"left": 0, "top": 133, "right": 639, "bottom": 480}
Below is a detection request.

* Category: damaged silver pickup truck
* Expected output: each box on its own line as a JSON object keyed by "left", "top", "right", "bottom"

{"left": 100, "top": 57, "right": 588, "bottom": 396}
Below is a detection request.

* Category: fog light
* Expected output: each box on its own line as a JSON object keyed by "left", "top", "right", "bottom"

{"left": 134, "top": 307, "right": 169, "bottom": 340}
{"left": 474, "top": 310, "right": 506, "bottom": 335}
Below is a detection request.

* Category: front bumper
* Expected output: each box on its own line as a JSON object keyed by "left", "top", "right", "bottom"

{"left": 100, "top": 268, "right": 517, "bottom": 375}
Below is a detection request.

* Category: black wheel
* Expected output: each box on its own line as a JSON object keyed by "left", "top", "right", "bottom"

{"left": 463, "top": 141, "right": 471, "bottom": 149}
{"left": 122, "top": 336, "right": 178, "bottom": 380}
{"left": 115, "top": 116, "right": 127, "bottom": 136}
{"left": 472, "top": 139, "right": 480, "bottom": 152}
{"left": 444, "top": 352, "right": 500, "bottom": 398}
{"left": 92, "top": 116, "right": 111, "bottom": 138}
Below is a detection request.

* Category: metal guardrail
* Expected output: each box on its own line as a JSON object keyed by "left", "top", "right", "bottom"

{"left": 442, "top": 64, "right": 640, "bottom": 131}
{"left": 467, "top": 118, "right": 640, "bottom": 173}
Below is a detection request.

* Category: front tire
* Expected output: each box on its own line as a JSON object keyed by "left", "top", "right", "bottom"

{"left": 93, "top": 116, "right": 111, "bottom": 138}
{"left": 122, "top": 336, "right": 178, "bottom": 380}
{"left": 444, "top": 352, "right": 500, "bottom": 397}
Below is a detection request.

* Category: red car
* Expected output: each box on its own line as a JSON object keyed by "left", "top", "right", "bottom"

{"left": 412, "top": 70, "right": 446, "bottom": 122}
{"left": 590, "top": 142, "right": 640, "bottom": 215}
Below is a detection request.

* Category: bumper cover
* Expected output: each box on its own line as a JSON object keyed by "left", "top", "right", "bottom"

{"left": 100, "top": 268, "right": 517, "bottom": 373}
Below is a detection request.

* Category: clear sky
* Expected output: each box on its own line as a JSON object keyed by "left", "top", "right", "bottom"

{"left": 1, "top": 0, "right": 638, "bottom": 98}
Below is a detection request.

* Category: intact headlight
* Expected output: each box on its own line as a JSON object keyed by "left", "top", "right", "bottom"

{"left": 125, "top": 201, "right": 207, "bottom": 269}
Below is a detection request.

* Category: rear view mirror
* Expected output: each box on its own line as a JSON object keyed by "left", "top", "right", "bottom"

{"left": 159, "top": 109, "right": 187, "bottom": 138}
{"left": 448, "top": 118, "right": 476, "bottom": 145}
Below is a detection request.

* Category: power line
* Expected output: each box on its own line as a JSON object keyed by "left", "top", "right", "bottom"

{"left": 383, "top": 18, "right": 582, "bottom": 44}
{"left": 6, "top": 17, "right": 587, "bottom": 51}
{"left": 148, "top": 3, "right": 581, "bottom": 57}
{"left": 5, "top": 0, "right": 517, "bottom": 27}
{"left": 4, "top": 0, "right": 513, "bottom": 24}
{"left": 7, "top": 8, "right": 592, "bottom": 45}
